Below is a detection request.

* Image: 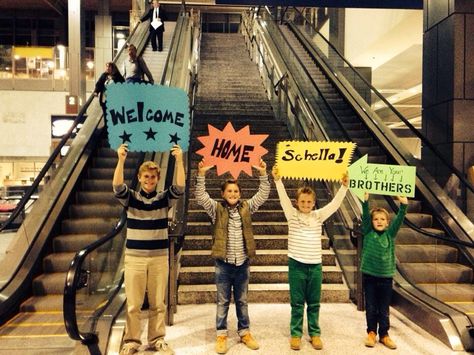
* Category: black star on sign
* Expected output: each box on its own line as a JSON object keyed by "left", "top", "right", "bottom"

{"left": 144, "top": 127, "right": 157, "bottom": 140}
{"left": 119, "top": 130, "right": 132, "bottom": 143}
{"left": 169, "top": 132, "right": 181, "bottom": 144}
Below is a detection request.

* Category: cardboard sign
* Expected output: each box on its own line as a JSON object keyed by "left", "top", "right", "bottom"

{"left": 196, "top": 122, "right": 268, "bottom": 179}
{"left": 276, "top": 141, "right": 356, "bottom": 181}
{"left": 348, "top": 154, "right": 416, "bottom": 200}
{"left": 106, "top": 83, "right": 190, "bottom": 152}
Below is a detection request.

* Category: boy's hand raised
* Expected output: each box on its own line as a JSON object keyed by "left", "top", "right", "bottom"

{"left": 117, "top": 144, "right": 128, "bottom": 162}
{"left": 397, "top": 196, "right": 408, "bottom": 205}
{"left": 272, "top": 165, "right": 281, "bottom": 181}
{"left": 252, "top": 159, "right": 267, "bottom": 176}
{"left": 341, "top": 172, "right": 349, "bottom": 187}
{"left": 170, "top": 144, "right": 183, "bottom": 162}
{"left": 198, "top": 159, "right": 214, "bottom": 176}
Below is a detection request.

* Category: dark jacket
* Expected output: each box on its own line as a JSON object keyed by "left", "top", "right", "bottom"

{"left": 140, "top": 6, "right": 167, "bottom": 32}
{"left": 94, "top": 71, "right": 125, "bottom": 104}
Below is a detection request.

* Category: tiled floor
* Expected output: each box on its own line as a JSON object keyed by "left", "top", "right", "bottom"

{"left": 133, "top": 303, "right": 463, "bottom": 355}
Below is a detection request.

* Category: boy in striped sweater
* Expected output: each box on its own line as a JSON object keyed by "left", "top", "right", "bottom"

{"left": 361, "top": 193, "right": 408, "bottom": 350}
{"left": 272, "top": 166, "right": 349, "bottom": 351}
{"left": 113, "top": 143, "right": 184, "bottom": 355}
{"left": 196, "top": 158, "right": 270, "bottom": 354}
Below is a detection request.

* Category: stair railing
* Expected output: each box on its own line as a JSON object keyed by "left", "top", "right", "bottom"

{"left": 63, "top": 7, "right": 199, "bottom": 353}
{"left": 287, "top": 7, "right": 474, "bottom": 207}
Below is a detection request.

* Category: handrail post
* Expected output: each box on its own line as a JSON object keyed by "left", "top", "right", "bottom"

{"left": 352, "top": 218, "right": 364, "bottom": 311}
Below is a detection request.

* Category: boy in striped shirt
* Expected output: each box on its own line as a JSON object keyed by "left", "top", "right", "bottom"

{"left": 361, "top": 193, "right": 408, "bottom": 350}
{"left": 195, "top": 158, "right": 270, "bottom": 354}
{"left": 272, "top": 166, "right": 349, "bottom": 351}
{"left": 113, "top": 143, "right": 184, "bottom": 355}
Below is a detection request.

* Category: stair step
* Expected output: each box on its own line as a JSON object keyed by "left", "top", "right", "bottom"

{"left": 183, "top": 234, "right": 330, "bottom": 250}
{"left": 417, "top": 283, "right": 474, "bottom": 303}
{"left": 179, "top": 265, "right": 343, "bottom": 284}
{"left": 61, "top": 217, "right": 118, "bottom": 234}
{"left": 399, "top": 263, "right": 473, "bottom": 283}
{"left": 396, "top": 245, "right": 458, "bottom": 263}
{"left": 178, "top": 283, "right": 350, "bottom": 304}
{"left": 186, "top": 221, "right": 289, "bottom": 235}
{"left": 181, "top": 249, "right": 336, "bottom": 267}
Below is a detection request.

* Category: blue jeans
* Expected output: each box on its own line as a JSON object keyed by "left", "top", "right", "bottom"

{"left": 363, "top": 273, "right": 393, "bottom": 337}
{"left": 215, "top": 259, "right": 250, "bottom": 336}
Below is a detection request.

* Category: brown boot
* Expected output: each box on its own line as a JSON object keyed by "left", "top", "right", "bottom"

{"left": 380, "top": 335, "right": 397, "bottom": 349}
{"left": 290, "top": 337, "right": 301, "bottom": 350}
{"left": 215, "top": 335, "right": 227, "bottom": 354}
{"left": 310, "top": 336, "right": 323, "bottom": 350}
{"left": 365, "top": 331, "right": 377, "bottom": 347}
{"left": 240, "top": 333, "right": 259, "bottom": 350}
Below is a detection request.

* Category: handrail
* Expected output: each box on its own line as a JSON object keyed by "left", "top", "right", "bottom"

{"left": 64, "top": 6, "right": 193, "bottom": 347}
{"left": 245, "top": 8, "right": 474, "bottom": 249}
{"left": 0, "top": 3, "right": 146, "bottom": 234}
{"left": 284, "top": 19, "right": 474, "bottom": 254}
{"left": 288, "top": 6, "right": 474, "bottom": 196}
{"left": 0, "top": 95, "right": 93, "bottom": 233}
{"left": 63, "top": 211, "right": 128, "bottom": 344}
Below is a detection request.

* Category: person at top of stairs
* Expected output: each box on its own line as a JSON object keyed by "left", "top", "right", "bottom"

{"left": 139, "top": 0, "right": 167, "bottom": 52}
{"left": 113, "top": 143, "right": 185, "bottom": 355}
{"left": 195, "top": 158, "right": 270, "bottom": 354}
{"left": 361, "top": 193, "right": 408, "bottom": 350}
{"left": 272, "top": 166, "right": 349, "bottom": 351}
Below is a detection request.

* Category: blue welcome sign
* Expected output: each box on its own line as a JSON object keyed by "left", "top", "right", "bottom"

{"left": 106, "top": 83, "right": 190, "bottom": 152}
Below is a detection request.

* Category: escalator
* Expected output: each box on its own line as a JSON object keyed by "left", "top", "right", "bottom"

{"left": 0, "top": 12, "right": 185, "bottom": 354}
{"left": 242, "top": 8, "right": 474, "bottom": 351}
{"left": 62, "top": 9, "right": 198, "bottom": 355}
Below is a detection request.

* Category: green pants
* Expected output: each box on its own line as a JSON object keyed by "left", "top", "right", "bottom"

{"left": 288, "top": 258, "right": 322, "bottom": 337}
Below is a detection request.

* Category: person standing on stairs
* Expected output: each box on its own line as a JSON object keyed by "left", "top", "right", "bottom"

{"left": 123, "top": 44, "right": 154, "bottom": 84}
{"left": 113, "top": 143, "right": 185, "bottom": 355}
{"left": 93, "top": 61, "right": 125, "bottom": 123}
{"left": 360, "top": 193, "right": 408, "bottom": 350}
{"left": 139, "top": 0, "right": 167, "bottom": 52}
{"left": 272, "top": 166, "right": 349, "bottom": 351}
{"left": 195, "top": 158, "right": 270, "bottom": 354}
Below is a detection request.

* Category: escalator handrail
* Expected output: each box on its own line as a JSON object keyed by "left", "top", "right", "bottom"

{"left": 64, "top": 7, "right": 191, "bottom": 344}
{"left": 287, "top": 7, "right": 474, "bottom": 195}
{"left": 63, "top": 210, "right": 128, "bottom": 343}
{"left": 287, "top": 19, "right": 474, "bottom": 248}
{"left": 0, "top": 6, "right": 145, "bottom": 234}
{"left": 246, "top": 9, "right": 474, "bottom": 251}
{"left": 0, "top": 94, "right": 93, "bottom": 233}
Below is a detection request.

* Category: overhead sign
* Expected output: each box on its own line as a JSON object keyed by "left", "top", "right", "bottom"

{"left": 196, "top": 121, "right": 268, "bottom": 179}
{"left": 348, "top": 154, "right": 416, "bottom": 200}
{"left": 275, "top": 141, "right": 355, "bottom": 181}
{"left": 106, "top": 83, "right": 190, "bottom": 152}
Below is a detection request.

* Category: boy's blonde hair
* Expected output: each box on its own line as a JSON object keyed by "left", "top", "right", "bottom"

{"left": 370, "top": 207, "right": 390, "bottom": 221}
{"left": 296, "top": 186, "right": 316, "bottom": 200}
{"left": 138, "top": 161, "right": 160, "bottom": 178}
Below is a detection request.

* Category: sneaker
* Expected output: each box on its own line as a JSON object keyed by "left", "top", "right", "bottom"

{"left": 216, "top": 335, "right": 228, "bottom": 354}
{"left": 241, "top": 333, "right": 259, "bottom": 350}
{"left": 290, "top": 337, "right": 301, "bottom": 350}
{"left": 310, "top": 336, "right": 323, "bottom": 350}
{"left": 119, "top": 342, "right": 140, "bottom": 355}
{"left": 365, "top": 331, "right": 377, "bottom": 347}
{"left": 380, "top": 335, "right": 397, "bottom": 349}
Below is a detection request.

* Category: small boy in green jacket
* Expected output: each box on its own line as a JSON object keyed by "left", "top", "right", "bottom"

{"left": 361, "top": 193, "right": 408, "bottom": 350}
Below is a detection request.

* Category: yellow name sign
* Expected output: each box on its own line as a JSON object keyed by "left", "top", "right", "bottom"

{"left": 276, "top": 141, "right": 356, "bottom": 181}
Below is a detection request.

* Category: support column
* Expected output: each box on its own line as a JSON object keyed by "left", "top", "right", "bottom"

{"left": 94, "top": 0, "right": 112, "bottom": 81}
{"left": 422, "top": 0, "right": 474, "bottom": 184}
{"left": 68, "top": 0, "right": 86, "bottom": 108}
